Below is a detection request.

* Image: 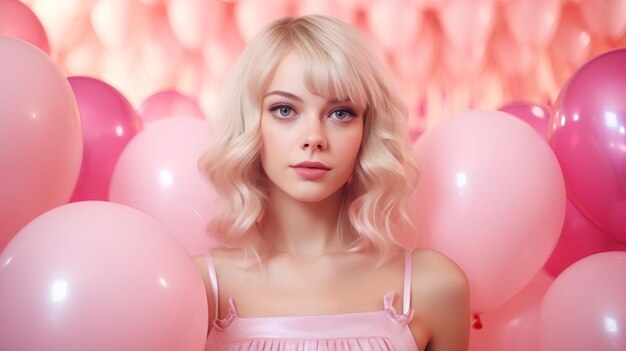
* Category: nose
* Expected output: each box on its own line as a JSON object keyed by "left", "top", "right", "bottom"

{"left": 301, "top": 117, "right": 327, "bottom": 151}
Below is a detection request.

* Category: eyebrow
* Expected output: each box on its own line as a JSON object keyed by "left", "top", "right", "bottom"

{"left": 263, "top": 90, "right": 351, "bottom": 105}
{"left": 263, "top": 91, "right": 303, "bottom": 102}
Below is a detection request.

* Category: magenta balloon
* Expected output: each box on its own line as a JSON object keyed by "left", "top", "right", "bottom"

{"left": 109, "top": 117, "right": 217, "bottom": 256}
{"left": 545, "top": 199, "right": 626, "bottom": 277}
{"left": 549, "top": 48, "right": 626, "bottom": 245}
{"left": 0, "top": 0, "right": 50, "bottom": 54}
{"left": 137, "top": 90, "right": 205, "bottom": 127}
{"left": 539, "top": 251, "right": 626, "bottom": 351}
{"left": 68, "top": 76, "right": 141, "bottom": 202}
{"left": 498, "top": 102, "right": 551, "bottom": 139}
{"left": 413, "top": 110, "right": 566, "bottom": 313}
{"left": 0, "top": 38, "right": 82, "bottom": 251}
{"left": 0, "top": 201, "right": 208, "bottom": 351}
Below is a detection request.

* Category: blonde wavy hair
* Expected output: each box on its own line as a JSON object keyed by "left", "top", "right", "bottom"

{"left": 198, "top": 15, "right": 420, "bottom": 266}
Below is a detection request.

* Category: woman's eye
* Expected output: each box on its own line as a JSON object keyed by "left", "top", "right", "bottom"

{"left": 270, "top": 105, "right": 295, "bottom": 118}
{"left": 331, "top": 108, "right": 356, "bottom": 121}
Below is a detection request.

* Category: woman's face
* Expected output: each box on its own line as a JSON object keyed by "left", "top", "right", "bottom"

{"left": 259, "top": 53, "right": 364, "bottom": 203}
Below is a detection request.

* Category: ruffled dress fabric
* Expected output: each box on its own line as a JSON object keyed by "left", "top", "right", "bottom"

{"left": 205, "top": 291, "right": 418, "bottom": 351}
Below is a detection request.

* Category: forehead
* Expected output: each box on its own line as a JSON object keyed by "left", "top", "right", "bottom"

{"left": 265, "top": 53, "right": 305, "bottom": 92}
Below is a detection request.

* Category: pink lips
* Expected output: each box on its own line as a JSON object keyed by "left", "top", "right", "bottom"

{"left": 291, "top": 161, "right": 331, "bottom": 180}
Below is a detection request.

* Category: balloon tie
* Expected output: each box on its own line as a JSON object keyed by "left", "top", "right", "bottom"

{"left": 472, "top": 313, "right": 483, "bottom": 330}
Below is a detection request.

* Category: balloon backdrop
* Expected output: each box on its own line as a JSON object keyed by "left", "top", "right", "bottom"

{"left": 549, "top": 48, "right": 626, "bottom": 245}
{"left": 68, "top": 76, "right": 142, "bottom": 202}
{"left": 0, "top": 201, "right": 208, "bottom": 351}
{"left": 469, "top": 270, "right": 554, "bottom": 351}
{"left": 0, "top": 0, "right": 50, "bottom": 54}
{"left": 0, "top": 37, "right": 82, "bottom": 251}
{"left": 539, "top": 251, "right": 626, "bottom": 351}
{"left": 545, "top": 199, "right": 626, "bottom": 277}
{"left": 137, "top": 89, "right": 205, "bottom": 127}
{"left": 109, "top": 117, "right": 217, "bottom": 256}
{"left": 413, "top": 110, "right": 566, "bottom": 313}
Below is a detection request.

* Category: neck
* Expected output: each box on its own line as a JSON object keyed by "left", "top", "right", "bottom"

{"left": 259, "top": 186, "right": 348, "bottom": 259}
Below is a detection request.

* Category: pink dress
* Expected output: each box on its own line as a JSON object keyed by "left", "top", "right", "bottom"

{"left": 204, "top": 250, "right": 419, "bottom": 351}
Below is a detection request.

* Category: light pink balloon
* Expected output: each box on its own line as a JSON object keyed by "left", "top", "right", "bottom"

{"left": 167, "top": 0, "right": 228, "bottom": 51}
{"left": 413, "top": 110, "right": 566, "bottom": 313}
{"left": 492, "top": 22, "right": 538, "bottom": 76}
{"left": 90, "top": 0, "right": 142, "bottom": 50}
{"left": 545, "top": 199, "right": 625, "bottom": 277}
{"left": 539, "top": 251, "right": 626, "bottom": 351}
{"left": 138, "top": 90, "right": 205, "bottom": 127}
{"left": 438, "top": 0, "right": 496, "bottom": 53}
{"left": 504, "top": 0, "right": 561, "bottom": 49}
{"left": 366, "top": 0, "right": 423, "bottom": 51}
{"left": 0, "top": 201, "right": 208, "bottom": 351}
{"left": 580, "top": 0, "right": 626, "bottom": 41}
{"left": 68, "top": 76, "right": 142, "bottom": 202}
{"left": 549, "top": 4, "right": 592, "bottom": 68}
{"left": 0, "top": 0, "right": 50, "bottom": 54}
{"left": 234, "top": 0, "right": 291, "bottom": 43}
{"left": 469, "top": 270, "right": 553, "bottom": 351}
{"left": 109, "top": 117, "right": 217, "bottom": 256}
{"left": 0, "top": 37, "right": 83, "bottom": 251}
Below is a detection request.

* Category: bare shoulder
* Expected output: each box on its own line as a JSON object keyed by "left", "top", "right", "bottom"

{"left": 412, "top": 248, "right": 468, "bottom": 291}
{"left": 410, "top": 248, "right": 470, "bottom": 351}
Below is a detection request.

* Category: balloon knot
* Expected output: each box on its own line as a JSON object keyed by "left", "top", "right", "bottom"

{"left": 472, "top": 313, "right": 483, "bottom": 330}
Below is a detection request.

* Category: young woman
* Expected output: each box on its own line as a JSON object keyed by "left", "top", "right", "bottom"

{"left": 195, "top": 15, "right": 470, "bottom": 351}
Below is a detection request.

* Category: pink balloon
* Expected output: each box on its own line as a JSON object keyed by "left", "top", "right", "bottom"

{"left": 498, "top": 101, "right": 551, "bottom": 138}
{"left": 366, "top": 0, "right": 423, "bottom": 51}
{"left": 545, "top": 199, "right": 625, "bottom": 277}
{"left": 0, "top": 0, "right": 49, "bottom": 54}
{"left": 470, "top": 270, "right": 553, "bottom": 351}
{"left": 548, "top": 49, "right": 626, "bottom": 245}
{"left": 438, "top": 0, "right": 496, "bottom": 53}
{"left": 68, "top": 76, "right": 142, "bottom": 202}
{"left": 137, "top": 90, "right": 205, "bottom": 127}
{"left": 109, "top": 117, "right": 217, "bottom": 256}
{"left": 539, "top": 251, "right": 626, "bottom": 351}
{"left": 580, "top": 0, "right": 626, "bottom": 41}
{"left": 0, "top": 201, "right": 208, "bottom": 351}
{"left": 0, "top": 37, "right": 82, "bottom": 251}
{"left": 504, "top": 0, "right": 561, "bottom": 49}
{"left": 549, "top": 5, "right": 592, "bottom": 68}
{"left": 234, "top": 0, "right": 290, "bottom": 43}
{"left": 413, "top": 110, "right": 566, "bottom": 313}
{"left": 167, "top": 0, "right": 228, "bottom": 51}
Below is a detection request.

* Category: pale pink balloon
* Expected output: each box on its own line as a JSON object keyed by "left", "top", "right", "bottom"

{"left": 234, "top": 0, "right": 291, "bottom": 43}
{"left": 0, "top": 0, "right": 50, "bottom": 54}
{"left": 138, "top": 90, "right": 205, "bottom": 127}
{"left": 545, "top": 199, "right": 626, "bottom": 277}
{"left": 366, "top": 0, "right": 423, "bottom": 51}
{"left": 167, "top": 0, "right": 228, "bottom": 51}
{"left": 413, "top": 110, "right": 566, "bottom": 313}
{"left": 0, "top": 38, "right": 83, "bottom": 251}
{"left": 393, "top": 17, "right": 437, "bottom": 81}
{"left": 0, "top": 201, "right": 208, "bottom": 351}
{"left": 580, "top": 0, "right": 626, "bottom": 41}
{"left": 469, "top": 270, "right": 553, "bottom": 351}
{"left": 539, "top": 251, "right": 626, "bottom": 351}
{"left": 549, "top": 4, "right": 592, "bottom": 68}
{"left": 504, "top": 0, "right": 561, "bottom": 49}
{"left": 68, "top": 76, "right": 141, "bottom": 202}
{"left": 31, "top": 0, "right": 93, "bottom": 55}
{"left": 437, "top": 0, "right": 496, "bottom": 53}
{"left": 90, "top": 0, "right": 142, "bottom": 50}
{"left": 492, "top": 22, "right": 538, "bottom": 76}
{"left": 109, "top": 117, "right": 217, "bottom": 256}
{"left": 498, "top": 101, "right": 551, "bottom": 138}
{"left": 202, "top": 16, "right": 245, "bottom": 85}
{"left": 295, "top": 0, "right": 356, "bottom": 25}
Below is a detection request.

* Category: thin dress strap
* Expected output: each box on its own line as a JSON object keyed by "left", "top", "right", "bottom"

{"left": 402, "top": 249, "right": 413, "bottom": 315}
{"left": 205, "top": 252, "right": 219, "bottom": 319}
